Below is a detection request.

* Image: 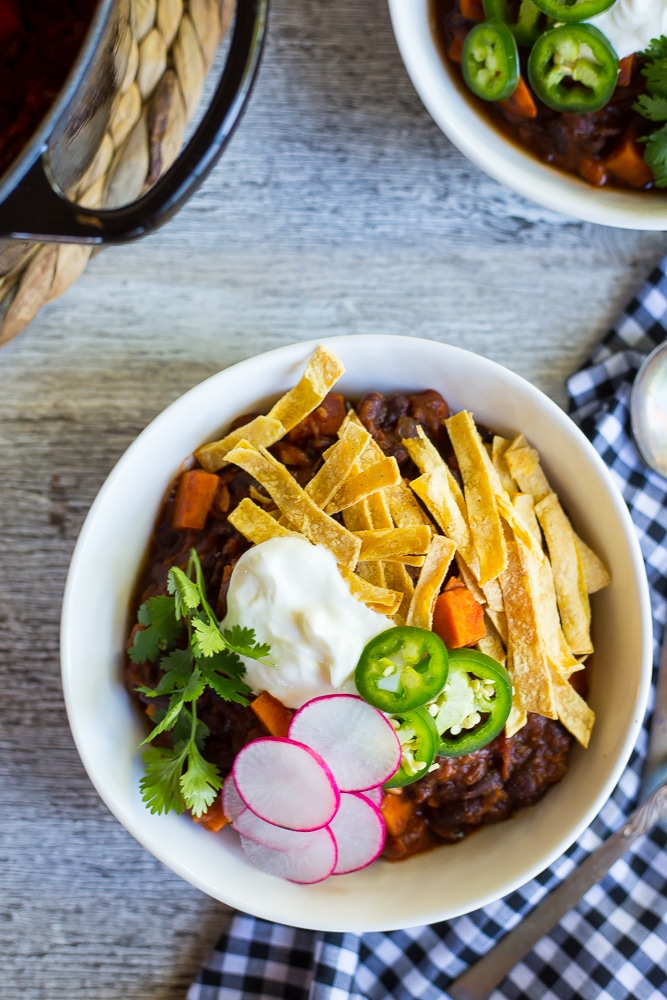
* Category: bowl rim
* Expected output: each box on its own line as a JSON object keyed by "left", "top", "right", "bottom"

{"left": 387, "top": 0, "right": 667, "bottom": 231}
{"left": 60, "top": 334, "right": 653, "bottom": 931}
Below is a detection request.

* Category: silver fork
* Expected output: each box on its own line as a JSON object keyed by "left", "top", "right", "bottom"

{"left": 447, "top": 632, "right": 667, "bottom": 1000}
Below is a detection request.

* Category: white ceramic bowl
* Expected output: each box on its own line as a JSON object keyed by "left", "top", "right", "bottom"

{"left": 61, "top": 335, "right": 652, "bottom": 932}
{"left": 388, "top": 0, "right": 667, "bottom": 230}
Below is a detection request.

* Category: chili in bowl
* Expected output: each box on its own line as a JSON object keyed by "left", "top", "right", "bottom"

{"left": 389, "top": 0, "right": 667, "bottom": 227}
{"left": 61, "top": 336, "right": 651, "bottom": 932}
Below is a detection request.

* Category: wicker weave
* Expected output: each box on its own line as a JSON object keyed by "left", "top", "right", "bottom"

{"left": 0, "top": 0, "right": 233, "bottom": 346}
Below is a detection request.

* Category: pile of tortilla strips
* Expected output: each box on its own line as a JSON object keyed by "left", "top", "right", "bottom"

{"left": 194, "top": 345, "right": 610, "bottom": 748}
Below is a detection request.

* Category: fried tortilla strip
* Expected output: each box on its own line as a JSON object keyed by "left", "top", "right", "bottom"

{"left": 496, "top": 491, "right": 544, "bottom": 564}
{"left": 550, "top": 671, "right": 595, "bottom": 748}
{"left": 341, "top": 470, "right": 390, "bottom": 589}
{"left": 505, "top": 697, "right": 528, "bottom": 738}
{"left": 195, "top": 415, "right": 286, "bottom": 473}
{"left": 477, "top": 612, "right": 506, "bottom": 665}
{"left": 354, "top": 525, "right": 432, "bottom": 561}
{"left": 365, "top": 489, "right": 395, "bottom": 529}
{"left": 383, "top": 561, "right": 415, "bottom": 625}
{"left": 268, "top": 344, "right": 346, "bottom": 432}
{"left": 513, "top": 493, "right": 580, "bottom": 676}
{"left": 325, "top": 456, "right": 401, "bottom": 514}
{"left": 305, "top": 420, "right": 370, "bottom": 508}
{"left": 228, "top": 497, "right": 302, "bottom": 545}
{"left": 385, "top": 482, "right": 434, "bottom": 528}
{"left": 406, "top": 535, "right": 456, "bottom": 630}
{"left": 411, "top": 467, "right": 475, "bottom": 562}
{"left": 535, "top": 492, "right": 592, "bottom": 656}
{"left": 355, "top": 524, "right": 432, "bottom": 566}
{"left": 345, "top": 413, "right": 431, "bottom": 527}
{"left": 576, "top": 533, "right": 611, "bottom": 594}
{"left": 492, "top": 436, "right": 518, "bottom": 496}
{"left": 445, "top": 410, "right": 507, "bottom": 584}
{"left": 196, "top": 346, "right": 345, "bottom": 471}
{"left": 402, "top": 425, "right": 443, "bottom": 475}
{"left": 455, "top": 555, "right": 488, "bottom": 606}
{"left": 504, "top": 434, "right": 551, "bottom": 502}
{"left": 505, "top": 434, "right": 609, "bottom": 596}
{"left": 498, "top": 523, "right": 555, "bottom": 718}
{"left": 338, "top": 566, "right": 402, "bottom": 617}
{"left": 225, "top": 441, "right": 361, "bottom": 569}
{"left": 486, "top": 607, "right": 508, "bottom": 646}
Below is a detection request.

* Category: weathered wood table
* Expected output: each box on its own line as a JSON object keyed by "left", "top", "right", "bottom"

{"left": 1, "top": 1, "right": 666, "bottom": 997}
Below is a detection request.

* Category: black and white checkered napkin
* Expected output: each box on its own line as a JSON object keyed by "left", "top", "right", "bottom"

{"left": 188, "top": 259, "right": 667, "bottom": 1000}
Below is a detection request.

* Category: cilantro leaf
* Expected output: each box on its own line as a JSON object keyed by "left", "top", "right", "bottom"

{"left": 633, "top": 36, "right": 667, "bottom": 185}
{"left": 129, "top": 595, "right": 181, "bottom": 663}
{"left": 643, "top": 36, "right": 667, "bottom": 62}
{"left": 192, "top": 615, "right": 227, "bottom": 657}
{"left": 199, "top": 654, "right": 251, "bottom": 706}
{"left": 223, "top": 624, "right": 272, "bottom": 661}
{"left": 168, "top": 565, "right": 201, "bottom": 619}
{"left": 180, "top": 740, "right": 223, "bottom": 817}
{"left": 634, "top": 93, "right": 667, "bottom": 123}
{"left": 642, "top": 36, "right": 667, "bottom": 99}
{"left": 131, "top": 547, "right": 272, "bottom": 817}
{"left": 641, "top": 124, "right": 667, "bottom": 186}
{"left": 155, "top": 646, "right": 195, "bottom": 694}
{"left": 139, "top": 745, "right": 188, "bottom": 814}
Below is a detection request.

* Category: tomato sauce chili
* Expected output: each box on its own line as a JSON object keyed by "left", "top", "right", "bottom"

{"left": 125, "top": 389, "right": 577, "bottom": 860}
{"left": 429, "top": 0, "right": 655, "bottom": 191}
{"left": 0, "top": 0, "right": 98, "bottom": 179}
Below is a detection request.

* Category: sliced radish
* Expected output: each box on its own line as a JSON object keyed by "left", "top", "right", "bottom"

{"left": 233, "top": 807, "right": 326, "bottom": 852}
{"left": 288, "top": 694, "right": 401, "bottom": 791}
{"left": 221, "top": 773, "right": 245, "bottom": 823}
{"left": 328, "top": 792, "right": 386, "bottom": 875}
{"left": 239, "top": 829, "right": 338, "bottom": 884}
{"left": 232, "top": 737, "right": 339, "bottom": 831}
{"left": 360, "top": 785, "right": 383, "bottom": 807}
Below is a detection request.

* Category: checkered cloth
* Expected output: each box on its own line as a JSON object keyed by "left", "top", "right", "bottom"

{"left": 188, "top": 259, "right": 667, "bottom": 1000}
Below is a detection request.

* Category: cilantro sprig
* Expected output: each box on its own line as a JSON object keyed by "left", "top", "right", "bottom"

{"left": 634, "top": 36, "right": 667, "bottom": 187}
{"left": 129, "top": 548, "right": 271, "bottom": 817}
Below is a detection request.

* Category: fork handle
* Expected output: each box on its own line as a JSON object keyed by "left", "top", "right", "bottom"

{"left": 447, "top": 784, "right": 667, "bottom": 1000}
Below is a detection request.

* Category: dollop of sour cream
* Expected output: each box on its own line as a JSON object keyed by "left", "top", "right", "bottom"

{"left": 588, "top": 0, "right": 667, "bottom": 60}
{"left": 222, "top": 536, "right": 392, "bottom": 709}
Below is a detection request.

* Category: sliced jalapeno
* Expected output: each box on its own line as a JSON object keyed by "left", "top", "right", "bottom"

{"left": 384, "top": 707, "right": 440, "bottom": 788}
{"left": 527, "top": 24, "right": 619, "bottom": 113}
{"left": 462, "top": 22, "right": 520, "bottom": 102}
{"left": 531, "top": 0, "right": 616, "bottom": 20}
{"left": 429, "top": 648, "right": 512, "bottom": 757}
{"left": 511, "top": 0, "right": 545, "bottom": 47}
{"left": 482, "top": 0, "right": 509, "bottom": 22}
{"left": 484, "top": 0, "right": 545, "bottom": 47}
{"left": 355, "top": 626, "right": 449, "bottom": 714}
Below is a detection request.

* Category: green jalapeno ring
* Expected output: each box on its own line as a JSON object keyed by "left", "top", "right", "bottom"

{"left": 527, "top": 24, "right": 619, "bottom": 114}
{"left": 483, "top": 0, "right": 546, "bottom": 48}
{"left": 355, "top": 626, "right": 449, "bottom": 714}
{"left": 511, "top": 0, "right": 547, "bottom": 47}
{"left": 431, "top": 648, "right": 512, "bottom": 758}
{"left": 384, "top": 707, "right": 440, "bottom": 788}
{"left": 531, "top": 0, "right": 616, "bottom": 21}
{"left": 461, "top": 22, "right": 520, "bottom": 103}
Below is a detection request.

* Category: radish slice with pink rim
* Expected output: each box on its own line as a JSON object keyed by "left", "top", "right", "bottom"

{"left": 288, "top": 694, "right": 401, "bottom": 790}
{"left": 360, "top": 785, "right": 383, "bottom": 807}
{"left": 232, "top": 737, "right": 339, "bottom": 831}
{"left": 329, "top": 792, "right": 386, "bottom": 875}
{"left": 221, "top": 773, "right": 245, "bottom": 824}
{"left": 239, "top": 829, "right": 338, "bottom": 884}
{"left": 233, "top": 807, "right": 332, "bottom": 852}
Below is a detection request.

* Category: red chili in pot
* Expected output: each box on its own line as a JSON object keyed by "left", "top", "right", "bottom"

{"left": 0, "top": 0, "right": 98, "bottom": 178}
